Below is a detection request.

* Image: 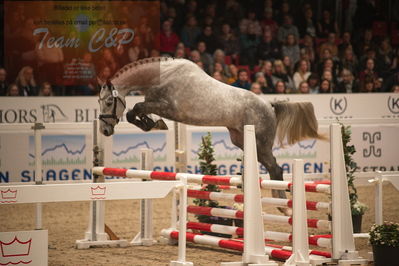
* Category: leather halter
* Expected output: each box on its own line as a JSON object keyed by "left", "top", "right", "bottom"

{"left": 98, "top": 81, "right": 125, "bottom": 126}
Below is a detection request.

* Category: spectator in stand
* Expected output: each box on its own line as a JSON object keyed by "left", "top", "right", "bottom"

{"left": 321, "top": 69, "right": 336, "bottom": 89}
{"left": 239, "top": 23, "right": 261, "bottom": 67}
{"left": 212, "top": 71, "right": 226, "bottom": 83}
{"left": 391, "top": 84, "right": 399, "bottom": 93}
{"left": 128, "top": 35, "right": 149, "bottom": 62}
{"left": 338, "top": 32, "right": 353, "bottom": 57}
{"left": 335, "top": 69, "right": 360, "bottom": 93}
{"left": 390, "top": 49, "right": 399, "bottom": 71}
{"left": 136, "top": 16, "right": 155, "bottom": 51}
{"left": 377, "top": 37, "right": 394, "bottom": 78}
{"left": 271, "top": 59, "right": 295, "bottom": 92}
{"left": 250, "top": 82, "right": 263, "bottom": 95}
{"left": 283, "top": 56, "right": 294, "bottom": 77}
{"left": 181, "top": 15, "right": 201, "bottom": 49}
{"left": 96, "top": 66, "right": 113, "bottom": 95}
{"left": 374, "top": 78, "right": 383, "bottom": 92}
{"left": 254, "top": 72, "right": 273, "bottom": 94}
{"left": 218, "top": 23, "right": 240, "bottom": 60}
{"left": 300, "top": 34, "right": 316, "bottom": 67}
{"left": 261, "top": 8, "right": 278, "bottom": 37}
{"left": 197, "top": 41, "right": 213, "bottom": 74}
{"left": 231, "top": 69, "right": 251, "bottom": 90}
{"left": 259, "top": 60, "right": 275, "bottom": 90}
{"left": 240, "top": 10, "right": 262, "bottom": 37}
{"left": 323, "top": 58, "right": 340, "bottom": 81}
{"left": 298, "top": 81, "right": 310, "bottom": 94}
{"left": 6, "top": 83, "right": 20, "bottom": 96}
{"left": 160, "top": 20, "right": 180, "bottom": 56}
{"left": 189, "top": 49, "right": 202, "bottom": 64}
{"left": 38, "top": 82, "right": 54, "bottom": 96}
{"left": 361, "top": 77, "right": 376, "bottom": 93}
{"left": 317, "top": 10, "right": 339, "bottom": 38}
{"left": 256, "top": 28, "right": 280, "bottom": 62}
{"left": 213, "top": 49, "right": 230, "bottom": 76}
{"left": 98, "top": 49, "right": 118, "bottom": 76}
{"left": 0, "top": 68, "right": 8, "bottom": 96}
{"left": 358, "top": 58, "right": 379, "bottom": 84}
{"left": 319, "top": 32, "right": 339, "bottom": 58}
{"left": 319, "top": 79, "right": 332, "bottom": 93}
{"left": 226, "top": 64, "right": 238, "bottom": 84}
{"left": 277, "top": 15, "right": 299, "bottom": 43}
{"left": 174, "top": 47, "right": 186, "bottom": 58}
{"left": 307, "top": 73, "right": 320, "bottom": 94}
{"left": 276, "top": 1, "right": 292, "bottom": 25}
{"left": 293, "top": 59, "right": 311, "bottom": 89}
{"left": 355, "top": 29, "right": 375, "bottom": 58}
{"left": 340, "top": 47, "right": 359, "bottom": 76}
{"left": 275, "top": 80, "right": 287, "bottom": 94}
{"left": 15, "top": 66, "right": 37, "bottom": 96}
{"left": 382, "top": 72, "right": 399, "bottom": 92}
{"left": 197, "top": 26, "right": 220, "bottom": 55}
{"left": 297, "top": 7, "right": 317, "bottom": 38}
{"left": 282, "top": 34, "right": 300, "bottom": 66}
{"left": 213, "top": 62, "right": 229, "bottom": 82}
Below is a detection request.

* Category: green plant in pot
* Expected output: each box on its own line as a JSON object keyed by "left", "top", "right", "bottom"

{"left": 369, "top": 222, "right": 399, "bottom": 266}
{"left": 193, "top": 133, "right": 233, "bottom": 237}
{"left": 341, "top": 124, "right": 367, "bottom": 233}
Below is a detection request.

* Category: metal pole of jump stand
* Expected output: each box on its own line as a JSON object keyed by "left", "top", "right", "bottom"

{"left": 33, "top": 123, "right": 45, "bottom": 230}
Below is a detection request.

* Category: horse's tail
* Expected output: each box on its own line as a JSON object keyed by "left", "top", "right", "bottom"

{"left": 272, "top": 101, "right": 327, "bottom": 146}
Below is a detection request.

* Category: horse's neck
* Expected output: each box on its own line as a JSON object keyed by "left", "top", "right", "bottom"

{"left": 111, "top": 58, "right": 171, "bottom": 94}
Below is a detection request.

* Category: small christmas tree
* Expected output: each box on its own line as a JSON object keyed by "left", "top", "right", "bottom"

{"left": 193, "top": 133, "right": 220, "bottom": 223}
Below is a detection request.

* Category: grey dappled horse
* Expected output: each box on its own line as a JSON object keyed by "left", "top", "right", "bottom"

{"left": 98, "top": 57, "right": 324, "bottom": 215}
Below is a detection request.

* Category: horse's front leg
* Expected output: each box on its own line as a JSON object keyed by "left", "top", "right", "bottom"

{"left": 126, "top": 102, "right": 168, "bottom": 131}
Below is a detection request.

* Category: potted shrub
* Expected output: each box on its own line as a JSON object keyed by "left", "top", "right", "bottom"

{"left": 369, "top": 222, "right": 399, "bottom": 266}
{"left": 341, "top": 124, "right": 368, "bottom": 233}
{"left": 193, "top": 133, "right": 233, "bottom": 237}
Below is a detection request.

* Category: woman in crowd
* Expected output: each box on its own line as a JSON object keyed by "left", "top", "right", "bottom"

{"left": 6, "top": 83, "right": 21, "bottom": 96}
{"left": 281, "top": 34, "right": 300, "bottom": 66}
{"left": 15, "top": 66, "right": 37, "bottom": 96}
{"left": 271, "top": 59, "right": 295, "bottom": 92}
{"left": 293, "top": 59, "right": 311, "bottom": 90}
{"left": 319, "top": 78, "right": 332, "bottom": 93}
{"left": 38, "top": 82, "right": 54, "bottom": 96}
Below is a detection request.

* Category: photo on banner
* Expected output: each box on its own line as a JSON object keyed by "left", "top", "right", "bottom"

{"left": 4, "top": 1, "right": 160, "bottom": 94}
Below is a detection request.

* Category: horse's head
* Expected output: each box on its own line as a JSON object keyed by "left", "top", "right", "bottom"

{"left": 98, "top": 81, "right": 126, "bottom": 136}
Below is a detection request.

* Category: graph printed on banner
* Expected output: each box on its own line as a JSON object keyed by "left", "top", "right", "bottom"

{"left": 28, "top": 135, "right": 87, "bottom": 166}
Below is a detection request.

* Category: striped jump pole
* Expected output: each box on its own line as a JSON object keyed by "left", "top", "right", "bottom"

{"left": 188, "top": 189, "right": 330, "bottom": 211}
{"left": 92, "top": 167, "right": 331, "bottom": 194}
{"left": 186, "top": 206, "right": 331, "bottom": 230}
{"left": 161, "top": 229, "right": 332, "bottom": 260}
{"left": 186, "top": 221, "right": 332, "bottom": 248}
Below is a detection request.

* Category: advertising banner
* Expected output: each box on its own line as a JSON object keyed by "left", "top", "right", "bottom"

{"left": 4, "top": 1, "right": 159, "bottom": 87}
{"left": 0, "top": 94, "right": 398, "bottom": 183}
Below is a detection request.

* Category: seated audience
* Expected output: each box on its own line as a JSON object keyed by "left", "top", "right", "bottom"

{"left": 231, "top": 69, "right": 251, "bottom": 90}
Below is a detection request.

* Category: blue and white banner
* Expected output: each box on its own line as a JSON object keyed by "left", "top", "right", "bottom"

{"left": 0, "top": 94, "right": 398, "bottom": 183}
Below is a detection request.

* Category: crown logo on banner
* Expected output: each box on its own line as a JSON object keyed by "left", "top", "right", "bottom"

{"left": 0, "top": 189, "right": 17, "bottom": 203}
{"left": 90, "top": 185, "right": 106, "bottom": 199}
{"left": 0, "top": 236, "right": 32, "bottom": 257}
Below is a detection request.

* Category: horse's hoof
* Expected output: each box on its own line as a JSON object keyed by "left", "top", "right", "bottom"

{"left": 153, "top": 119, "right": 168, "bottom": 130}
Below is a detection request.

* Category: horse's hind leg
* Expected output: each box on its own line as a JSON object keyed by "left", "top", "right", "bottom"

{"left": 256, "top": 139, "right": 292, "bottom": 216}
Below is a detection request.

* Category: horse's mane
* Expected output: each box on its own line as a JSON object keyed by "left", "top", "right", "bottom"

{"left": 112, "top": 57, "right": 178, "bottom": 80}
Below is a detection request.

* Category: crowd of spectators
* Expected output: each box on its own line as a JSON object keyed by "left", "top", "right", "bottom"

{"left": 1, "top": 0, "right": 399, "bottom": 96}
